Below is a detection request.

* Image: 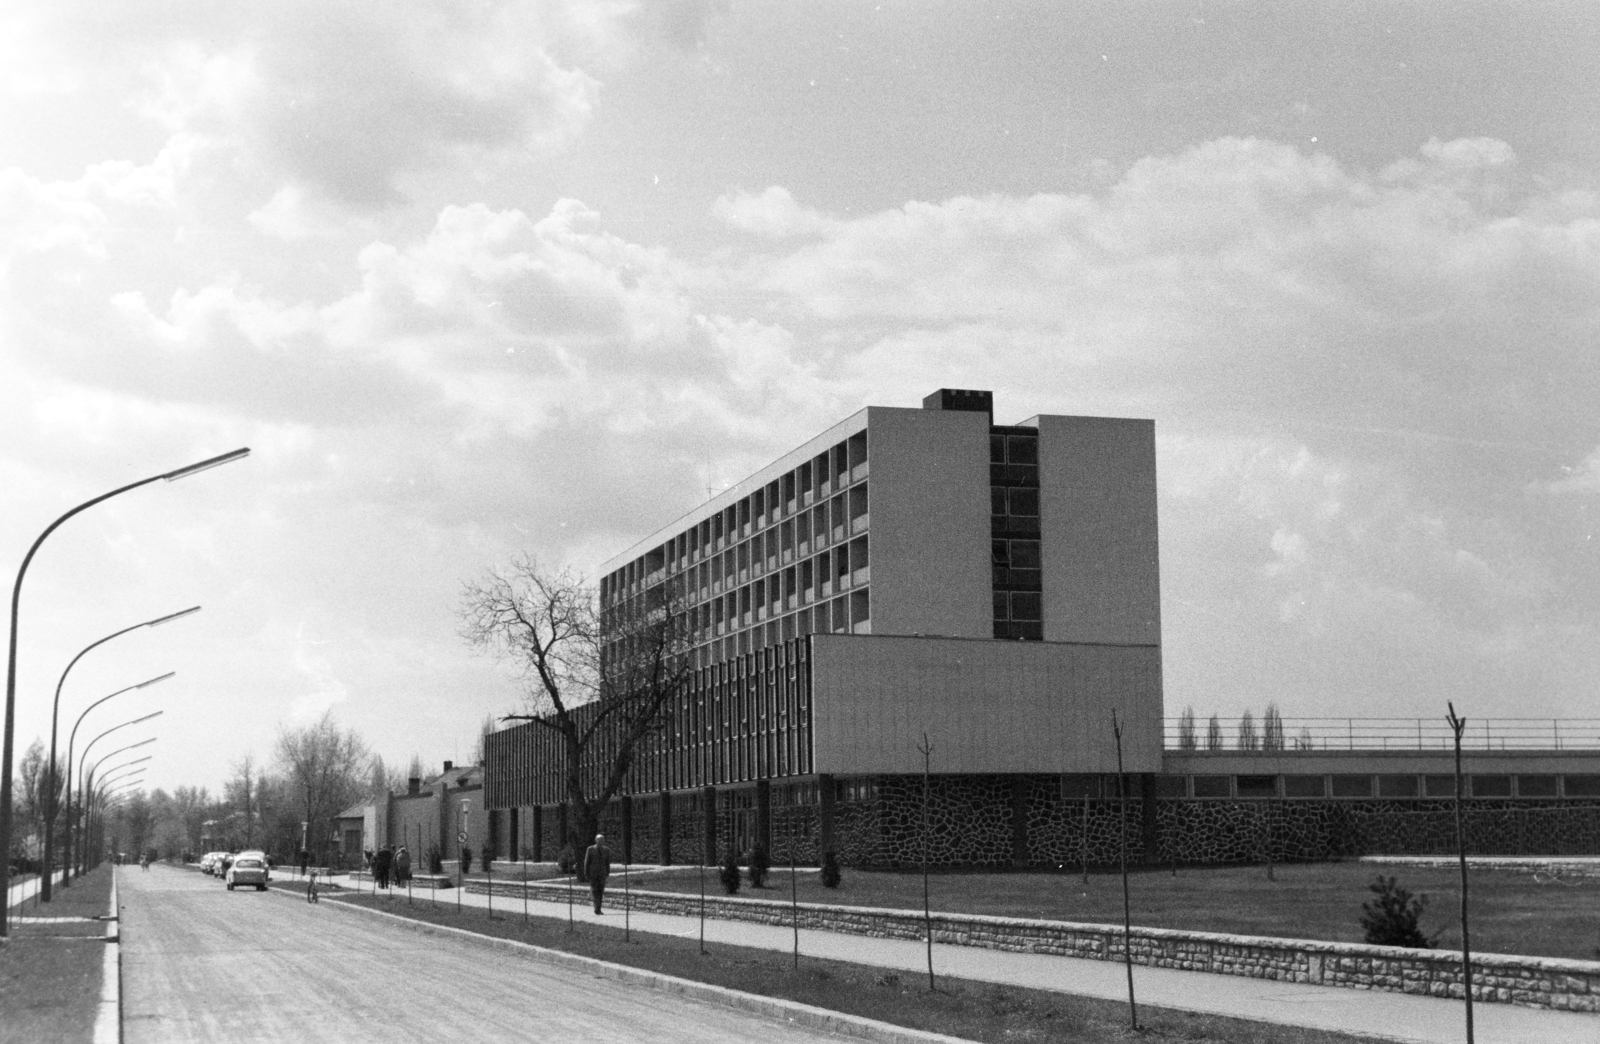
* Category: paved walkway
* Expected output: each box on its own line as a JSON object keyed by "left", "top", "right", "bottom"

{"left": 323, "top": 871, "right": 1595, "bottom": 1044}
{"left": 5, "top": 869, "right": 66, "bottom": 911}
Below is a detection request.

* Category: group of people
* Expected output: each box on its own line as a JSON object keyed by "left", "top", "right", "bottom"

{"left": 363, "top": 845, "right": 412, "bottom": 888}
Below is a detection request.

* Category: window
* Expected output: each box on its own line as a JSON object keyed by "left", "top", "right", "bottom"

{"left": 992, "top": 591, "right": 1009, "bottom": 621}
{"left": 1283, "top": 775, "right": 1325, "bottom": 798}
{"left": 1005, "top": 435, "right": 1037, "bottom": 465}
{"left": 1377, "top": 775, "right": 1419, "bottom": 798}
{"left": 1331, "top": 775, "right": 1373, "bottom": 798}
{"left": 991, "top": 488, "right": 1008, "bottom": 516}
{"left": 1423, "top": 775, "right": 1458, "bottom": 798}
{"left": 1564, "top": 775, "right": 1600, "bottom": 797}
{"left": 1010, "top": 540, "right": 1041, "bottom": 569}
{"left": 1470, "top": 775, "right": 1511, "bottom": 798}
{"left": 1191, "top": 775, "right": 1230, "bottom": 798}
{"left": 992, "top": 540, "right": 1009, "bottom": 565}
{"left": 990, "top": 434, "right": 1006, "bottom": 463}
{"left": 1236, "top": 774, "right": 1277, "bottom": 799}
{"left": 1010, "top": 592, "right": 1042, "bottom": 621}
{"left": 1152, "top": 775, "right": 1186, "bottom": 798}
{"left": 1517, "top": 775, "right": 1557, "bottom": 798}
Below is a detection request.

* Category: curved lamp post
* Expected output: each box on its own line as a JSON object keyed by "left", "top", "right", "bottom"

{"left": 1, "top": 446, "right": 247, "bottom": 934}
{"left": 94, "top": 777, "right": 147, "bottom": 865}
{"left": 71, "top": 705, "right": 166, "bottom": 876}
{"left": 83, "top": 742, "right": 158, "bottom": 862}
{"left": 84, "top": 740, "right": 157, "bottom": 805}
{"left": 52, "top": 666, "right": 179, "bottom": 895}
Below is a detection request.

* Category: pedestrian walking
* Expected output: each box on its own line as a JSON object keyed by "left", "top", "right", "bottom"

{"left": 298, "top": 848, "right": 309, "bottom": 877}
{"left": 374, "top": 846, "right": 393, "bottom": 889}
{"left": 394, "top": 846, "right": 411, "bottom": 886}
{"left": 583, "top": 834, "right": 613, "bottom": 914}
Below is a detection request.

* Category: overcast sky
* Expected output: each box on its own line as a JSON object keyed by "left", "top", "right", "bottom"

{"left": 4, "top": 1, "right": 1598, "bottom": 796}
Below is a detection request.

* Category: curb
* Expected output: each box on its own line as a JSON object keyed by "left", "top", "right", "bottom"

{"left": 94, "top": 865, "right": 119, "bottom": 1044}
{"left": 293, "top": 890, "right": 976, "bottom": 1044}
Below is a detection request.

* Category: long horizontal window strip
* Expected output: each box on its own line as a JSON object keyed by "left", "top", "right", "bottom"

{"left": 484, "top": 639, "right": 813, "bottom": 807}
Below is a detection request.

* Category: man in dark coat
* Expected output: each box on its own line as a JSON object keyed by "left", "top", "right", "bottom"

{"left": 582, "top": 834, "right": 613, "bottom": 914}
{"left": 393, "top": 846, "right": 411, "bottom": 886}
{"left": 373, "top": 846, "right": 392, "bottom": 889}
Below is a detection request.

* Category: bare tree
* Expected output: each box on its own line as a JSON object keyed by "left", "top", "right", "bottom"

{"left": 1263, "top": 702, "right": 1285, "bottom": 751}
{"left": 1205, "top": 714, "right": 1224, "bottom": 751}
{"left": 1237, "top": 710, "right": 1260, "bottom": 751}
{"left": 273, "top": 711, "right": 371, "bottom": 865}
{"left": 368, "top": 754, "right": 407, "bottom": 800}
{"left": 460, "top": 555, "right": 695, "bottom": 878}
{"left": 1176, "top": 706, "right": 1197, "bottom": 750}
{"left": 224, "top": 755, "right": 257, "bottom": 847}
{"left": 473, "top": 713, "right": 498, "bottom": 767}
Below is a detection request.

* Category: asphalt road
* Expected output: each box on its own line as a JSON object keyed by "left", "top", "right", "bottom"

{"left": 119, "top": 864, "right": 856, "bottom": 1043}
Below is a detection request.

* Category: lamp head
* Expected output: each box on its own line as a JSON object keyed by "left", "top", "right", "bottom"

{"left": 163, "top": 448, "right": 250, "bottom": 482}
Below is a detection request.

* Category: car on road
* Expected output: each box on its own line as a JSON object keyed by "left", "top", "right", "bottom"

{"left": 226, "top": 851, "right": 270, "bottom": 891}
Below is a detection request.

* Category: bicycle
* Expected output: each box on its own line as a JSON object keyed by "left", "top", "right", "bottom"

{"left": 306, "top": 869, "right": 320, "bottom": 904}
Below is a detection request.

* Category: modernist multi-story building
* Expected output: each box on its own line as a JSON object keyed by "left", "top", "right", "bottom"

{"left": 485, "top": 389, "right": 1600, "bottom": 869}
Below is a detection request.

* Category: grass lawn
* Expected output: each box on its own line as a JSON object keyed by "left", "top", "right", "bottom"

{"left": 0, "top": 865, "right": 113, "bottom": 1044}
{"left": 625, "top": 860, "right": 1600, "bottom": 962}
{"left": 319, "top": 888, "right": 1386, "bottom": 1044}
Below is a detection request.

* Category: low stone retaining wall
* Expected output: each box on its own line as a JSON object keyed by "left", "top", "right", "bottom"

{"left": 466, "top": 879, "right": 1599, "bottom": 1012}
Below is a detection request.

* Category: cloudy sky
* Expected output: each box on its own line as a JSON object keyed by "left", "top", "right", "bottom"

{"left": 4, "top": 1, "right": 1598, "bottom": 795}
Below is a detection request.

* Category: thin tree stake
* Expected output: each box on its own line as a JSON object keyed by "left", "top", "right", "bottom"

{"left": 918, "top": 730, "right": 936, "bottom": 992}
{"left": 1112, "top": 710, "right": 1138, "bottom": 1031}
{"left": 698, "top": 858, "right": 707, "bottom": 954}
{"left": 1081, "top": 793, "right": 1090, "bottom": 886}
{"left": 790, "top": 811, "right": 799, "bottom": 970}
{"left": 1447, "top": 702, "right": 1476, "bottom": 1044}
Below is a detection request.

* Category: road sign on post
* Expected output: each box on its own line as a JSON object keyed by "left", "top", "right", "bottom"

{"left": 458, "top": 831, "right": 467, "bottom": 845}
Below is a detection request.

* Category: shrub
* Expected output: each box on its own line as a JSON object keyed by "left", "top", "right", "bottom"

{"left": 556, "top": 844, "right": 576, "bottom": 874}
{"left": 1360, "top": 875, "right": 1437, "bottom": 948}
{"left": 821, "top": 851, "right": 841, "bottom": 888}
{"left": 426, "top": 844, "right": 443, "bottom": 875}
{"left": 747, "top": 844, "right": 770, "bottom": 888}
{"left": 719, "top": 850, "right": 742, "bottom": 895}
{"left": 460, "top": 846, "right": 473, "bottom": 875}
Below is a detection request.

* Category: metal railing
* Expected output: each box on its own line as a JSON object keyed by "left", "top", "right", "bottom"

{"left": 1163, "top": 717, "right": 1600, "bottom": 752}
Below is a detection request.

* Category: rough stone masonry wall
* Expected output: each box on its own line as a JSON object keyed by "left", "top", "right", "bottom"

{"left": 469, "top": 880, "right": 1598, "bottom": 1012}
{"left": 830, "top": 778, "right": 1600, "bottom": 868}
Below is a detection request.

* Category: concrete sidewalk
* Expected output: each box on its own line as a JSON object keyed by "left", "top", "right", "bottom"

{"left": 335, "top": 873, "right": 1593, "bottom": 1044}
{"left": 5, "top": 868, "right": 66, "bottom": 911}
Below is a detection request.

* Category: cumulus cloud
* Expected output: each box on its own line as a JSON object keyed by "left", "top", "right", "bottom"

{"left": 4, "top": 0, "right": 620, "bottom": 211}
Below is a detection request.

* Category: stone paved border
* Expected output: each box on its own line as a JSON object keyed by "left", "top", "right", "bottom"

{"left": 468, "top": 879, "right": 1599, "bottom": 1012}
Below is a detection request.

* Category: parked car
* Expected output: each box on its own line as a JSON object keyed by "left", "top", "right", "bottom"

{"left": 226, "top": 851, "right": 269, "bottom": 891}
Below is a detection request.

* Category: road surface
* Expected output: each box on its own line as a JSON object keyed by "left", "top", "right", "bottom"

{"left": 119, "top": 864, "right": 857, "bottom": 1043}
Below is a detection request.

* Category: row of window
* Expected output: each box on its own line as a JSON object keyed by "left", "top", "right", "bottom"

{"left": 690, "top": 590, "right": 870, "bottom": 668}
{"left": 604, "top": 430, "right": 870, "bottom": 601}
{"left": 1057, "top": 773, "right": 1600, "bottom": 800}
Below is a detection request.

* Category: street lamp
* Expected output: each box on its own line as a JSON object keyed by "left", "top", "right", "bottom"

{"left": 65, "top": 684, "right": 169, "bottom": 882}
{"left": 75, "top": 713, "right": 163, "bottom": 873}
{"left": 84, "top": 740, "right": 157, "bottom": 803}
{"left": 96, "top": 778, "right": 146, "bottom": 863}
{"left": 51, "top": 667, "right": 178, "bottom": 894}
{"left": 1, "top": 446, "right": 248, "bottom": 934}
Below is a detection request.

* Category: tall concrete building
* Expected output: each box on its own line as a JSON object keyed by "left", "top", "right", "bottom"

{"left": 489, "top": 390, "right": 1167, "bottom": 865}
{"left": 485, "top": 389, "right": 1600, "bottom": 869}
